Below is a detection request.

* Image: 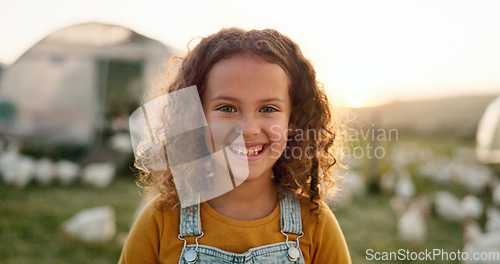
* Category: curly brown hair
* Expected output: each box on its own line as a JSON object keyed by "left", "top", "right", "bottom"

{"left": 137, "top": 27, "right": 348, "bottom": 212}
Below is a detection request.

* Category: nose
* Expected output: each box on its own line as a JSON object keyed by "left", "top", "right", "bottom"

{"left": 239, "top": 114, "right": 260, "bottom": 137}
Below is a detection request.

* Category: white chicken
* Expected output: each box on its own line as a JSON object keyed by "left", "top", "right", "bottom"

{"left": 397, "top": 197, "right": 428, "bottom": 243}
{"left": 56, "top": 160, "right": 80, "bottom": 185}
{"left": 419, "top": 156, "right": 452, "bottom": 184}
{"left": 0, "top": 149, "right": 20, "bottom": 183}
{"left": 108, "top": 133, "right": 133, "bottom": 154}
{"left": 379, "top": 170, "right": 396, "bottom": 194}
{"left": 455, "top": 165, "right": 492, "bottom": 195}
{"left": 1, "top": 152, "right": 36, "bottom": 189}
{"left": 435, "top": 191, "right": 463, "bottom": 222}
{"left": 81, "top": 162, "right": 116, "bottom": 188}
{"left": 62, "top": 205, "right": 116, "bottom": 243}
{"left": 485, "top": 207, "right": 500, "bottom": 233}
{"left": 395, "top": 169, "right": 416, "bottom": 201}
{"left": 463, "top": 219, "right": 500, "bottom": 264}
{"left": 34, "top": 157, "right": 56, "bottom": 185}
{"left": 461, "top": 195, "right": 484, "bottom": 220}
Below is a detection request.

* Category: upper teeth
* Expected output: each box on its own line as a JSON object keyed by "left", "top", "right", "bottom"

{"left": 229, "top": 144, "right": 263, "bottom": 156}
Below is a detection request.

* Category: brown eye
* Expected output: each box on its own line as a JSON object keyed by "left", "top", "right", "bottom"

{"left": 260, "top": 106, "right": 278, "bottom": 113}
{"left": 217, "top": 105, "right": 236, "bottom": 113}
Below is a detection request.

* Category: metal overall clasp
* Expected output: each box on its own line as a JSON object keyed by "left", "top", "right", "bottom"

{"left": 281, "top": 230, "right": 304, "bottom": 262}
{"left": 178, "top": 231, "right": 204, "bottom": 264}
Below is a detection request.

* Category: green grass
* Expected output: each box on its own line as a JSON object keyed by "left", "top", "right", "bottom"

{"left": 333, "top": 135, "right": 492, "bottom": 263}
{"left": 0, "top": 135, "right": 493, "bottom": 263}
{"left": 0, "top": 177, "right": 140, "bottom": 264}
{"left": 334, "top": 193, "right": 464, "bottom": 264}
{"left": 0, "top": 178, "right": 467, "bottom": 264}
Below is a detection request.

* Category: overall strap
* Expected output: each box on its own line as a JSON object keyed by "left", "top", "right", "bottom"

{"left": 280, "top": 191, "right": 303, "bottom": 235}
{"left": 179, "top": 203, "right": 202, "bottom": 237}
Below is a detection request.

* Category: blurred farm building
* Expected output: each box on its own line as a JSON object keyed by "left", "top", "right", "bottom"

{"left": 0, "top": 22, "right": 176, "bottom": 146}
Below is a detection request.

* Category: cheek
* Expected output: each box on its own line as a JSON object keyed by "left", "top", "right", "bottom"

{"left": 264, "top": 116, "right": 290, "bottom": 140}
{"left": 203, "top": 109, "right": 215, "bottom": 122}
{"left": 266, "top": 123, "right": 289, "bottom": 147}
{"left": 267, "top": 127, "right": 288, "bottom": 160}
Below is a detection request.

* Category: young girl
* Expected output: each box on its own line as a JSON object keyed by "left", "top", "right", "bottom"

{"left": 120, "top": 28, "right": 351, "bottom": 264}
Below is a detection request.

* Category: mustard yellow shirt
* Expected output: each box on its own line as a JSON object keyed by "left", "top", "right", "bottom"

{"left": 119, "top": 196, "right": 351, "bottom": 263}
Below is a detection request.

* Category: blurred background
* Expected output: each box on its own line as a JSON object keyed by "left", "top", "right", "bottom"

{"left": 1, "top": 0, "right": 500, "bottom": 263}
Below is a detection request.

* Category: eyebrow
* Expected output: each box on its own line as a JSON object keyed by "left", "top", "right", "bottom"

{"left": 210, "top": 96, "right": 285, "bottom": 103}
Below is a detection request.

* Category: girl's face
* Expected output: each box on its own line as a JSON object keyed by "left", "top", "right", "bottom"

{"left": 202, "top": 53, "right": 291, "bottom": 183}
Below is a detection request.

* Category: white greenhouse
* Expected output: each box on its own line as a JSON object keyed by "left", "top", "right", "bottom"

{"left": 0, "top": 22, "right": 177, "bottom": 145}
{"left": 476, "top": 96, "right": 500, "bottom": 165}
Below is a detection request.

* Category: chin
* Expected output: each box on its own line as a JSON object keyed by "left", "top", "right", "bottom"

{"left": 242, "top": 169, "right": 272, "bottom": 182}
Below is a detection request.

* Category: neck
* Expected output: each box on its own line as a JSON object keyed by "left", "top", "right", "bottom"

{"left": 207, "top": 174, "right": 278, "bottom": 220}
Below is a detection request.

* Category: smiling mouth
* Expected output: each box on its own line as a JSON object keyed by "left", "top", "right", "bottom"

{"left": 228, "top": 144, "right": 264, "bottom": 156}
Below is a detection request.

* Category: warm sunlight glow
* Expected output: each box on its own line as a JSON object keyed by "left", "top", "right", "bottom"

{"left": 347, "top": 96, "right": 367, "bottom": 108}
{"left": 1, "top": 0, "right": 500, "bottom": 104}
{"left": 334, "top": 61, "right": 376, "bottom": 108}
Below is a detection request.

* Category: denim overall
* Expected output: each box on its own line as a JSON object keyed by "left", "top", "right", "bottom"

{"left": 177, "top": 191, "right": 305, "bottom": 264}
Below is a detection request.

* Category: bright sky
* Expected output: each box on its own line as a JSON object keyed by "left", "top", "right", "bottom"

{"left": 1, "top": 0, "right": 499, "bottom": 107}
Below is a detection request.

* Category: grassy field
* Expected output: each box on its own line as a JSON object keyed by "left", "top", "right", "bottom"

{"left": 334, "top": 135, "right": 494, "bottom": 264}
{"left": 0, "top": 136, "right": 495, "bottom": 263}
{"left": 0, "top": 176, "right": 140, "bottom": 264}
{"left": 0, "top": 179, "right": 465, "bottom": 264}
{"left": 334, "top": 193, "right": 464, "bottom": 264}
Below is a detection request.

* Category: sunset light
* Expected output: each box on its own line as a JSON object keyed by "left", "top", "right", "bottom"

{"left": 1, "top": 0, "right": 499, "bottom": 107}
